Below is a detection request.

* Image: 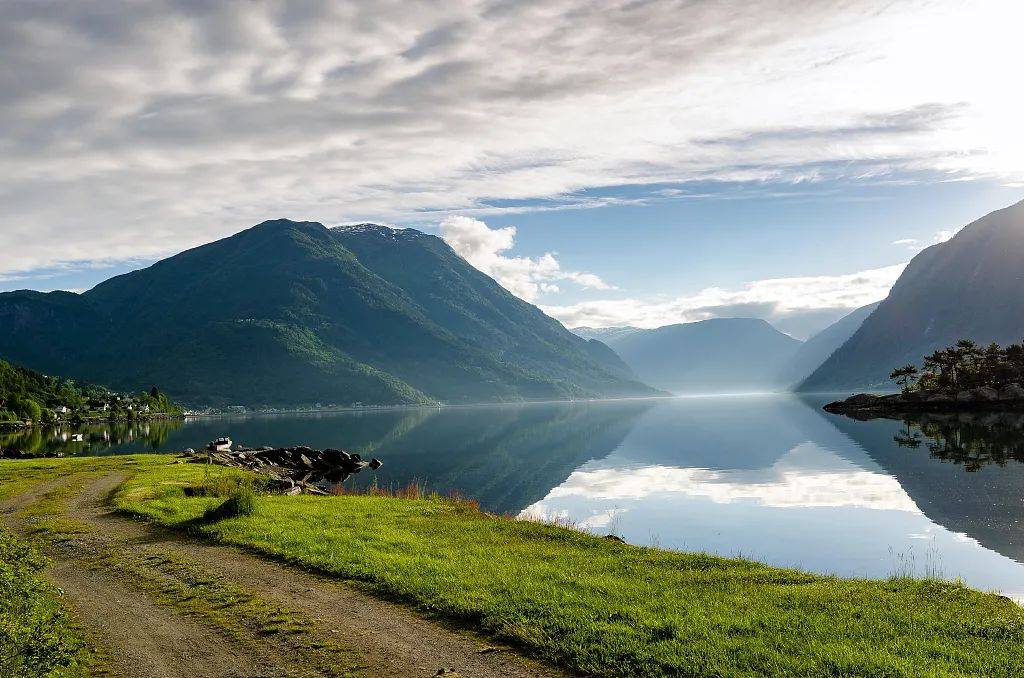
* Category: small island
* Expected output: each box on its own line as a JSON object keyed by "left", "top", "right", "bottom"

{"left": 825, "top": 339, "right": 1024, "bottom": 414}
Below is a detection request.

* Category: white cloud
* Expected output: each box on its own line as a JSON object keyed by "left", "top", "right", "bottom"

{"left": 0, "top": 0, "right": 1022, "bottom": 277}
{"left": 892, "top": 225, "right": 964, "bottom": 252}
{"left": 439, "top": 215, "right": 611, "bottom": 300}
{"left": 542, "top": 263, "right": 904, "bottom": 330}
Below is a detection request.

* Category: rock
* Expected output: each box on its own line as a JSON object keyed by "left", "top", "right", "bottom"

{"left": 603, "top": 534, "right": 625, "bottom": 543}
{"left": 1000, "top": 383, "right": 1024, "bottom": 400}
{"left": 844, "top": 393, "right": 880, "bottom": 406}
{"left": 972, "top": 386, "right": 999, "bottom": 402}
{"left": 926, "top": 393, "right": 954, "bottom": 403}
{"left": 956, "top": 390, "right": 974, "bottom": 403}
{"left": 369, "top": 457, "right": 383, "bottom": 470}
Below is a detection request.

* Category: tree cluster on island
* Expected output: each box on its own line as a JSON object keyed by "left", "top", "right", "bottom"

{"left": 0, "top": 359, "right": 182, "bottom": 426}
{"left": 889, "top": 339, "right": 1024, "bottom": 396}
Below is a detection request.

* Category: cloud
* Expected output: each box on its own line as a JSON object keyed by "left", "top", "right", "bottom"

{"left": 892, "top": 225, "right": 963, "bottom": 252}
{"left": 1, "top": 0, "right": 1022, "bottom": 277}
{"left": 439, "top": 216, "right": 611, "bottom": 300}
{"left": 542, "top": 263, "right": 905, "bottom": 332}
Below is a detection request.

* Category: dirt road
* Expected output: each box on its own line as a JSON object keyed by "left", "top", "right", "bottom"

{"left": 2, "top": 473, "right": 565, "bottom": 678}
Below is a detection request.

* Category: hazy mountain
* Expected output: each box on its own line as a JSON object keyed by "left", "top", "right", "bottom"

{"left": 801, "top": 199, "right": 1024, "bottom": 391}
{"left": 776, "top": 302, "right": 881, "bottom": 387}
{"left": 0, "top": 219, "right": 657, "bottom": 406}
{"left": 580, "top": 318, "right": 802, "bottom": 394}
{"left": 572, "top": 326, "right": 641, "bottom": 343}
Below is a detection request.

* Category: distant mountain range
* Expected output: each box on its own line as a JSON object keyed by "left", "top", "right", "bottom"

{"left": 776, "top": 302, "right": 881, "bottom": 388}
{"left": 0, "top": 220, "right": 657, "bottom": 407}
{"left": 575, "top": 318, "right": 802, "bottom": 393}
{"left": 801, "top": 199, "right": 1024, "bottom": 391}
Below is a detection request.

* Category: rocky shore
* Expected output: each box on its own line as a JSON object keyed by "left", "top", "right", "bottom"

{"left": 180, "top": 445, "right": 382, "bottom": 495}
{"left": 824, "top": 384, "right": 1024, "bottom": 414}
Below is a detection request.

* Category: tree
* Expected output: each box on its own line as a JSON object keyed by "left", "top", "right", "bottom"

{"left": 12, "top": 397, "right": 42, "bottom": 422}
{"left": 889, "top": 364, "right": 919, "bottom": 393}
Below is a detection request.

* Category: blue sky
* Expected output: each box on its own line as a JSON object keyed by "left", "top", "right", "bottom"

{"left": 2, "top": 1, "right": 1022, "bottom": 338}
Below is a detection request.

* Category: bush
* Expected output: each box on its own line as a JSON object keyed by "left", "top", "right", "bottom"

{"left": 0, "top": 529, "right": 84, "bottom": 676}
{"left": 202, "top": 483, "right": 258, "bottom": 522}
{"left": 10, "top": 398, "right": 41, "bottom": 423}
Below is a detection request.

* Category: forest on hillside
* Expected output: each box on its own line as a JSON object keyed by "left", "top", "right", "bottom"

{"left": 0, "top": 359, "right": 180, "bottom": 425}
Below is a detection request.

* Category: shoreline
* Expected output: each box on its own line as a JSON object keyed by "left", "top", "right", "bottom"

{"left": 4, "top": 454, "right": 1022, "bottom": 677}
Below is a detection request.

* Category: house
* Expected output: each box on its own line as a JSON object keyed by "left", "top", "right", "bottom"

{"left": 54, "top": 405, "right": 70, "bottom": 415}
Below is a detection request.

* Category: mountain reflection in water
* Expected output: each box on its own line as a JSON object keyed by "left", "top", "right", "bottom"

{"left": 5, "top": 395, "right": 1024, "bottom": 597}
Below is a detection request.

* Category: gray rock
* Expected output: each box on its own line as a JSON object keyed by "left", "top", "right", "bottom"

{"left": 927, "top": 393, "right": 954, "bottom": 403}
{"left": 844, "top": 393, "right": 880, "bottom": 406}
{"left": 956, "top": 390, "right": 974, "bottom": 402}
{"left": 1000, "top": 383, "right": 1024, "bottom": 400}
{"left": 972, "top": 386, "right": 999, "bottom": 402}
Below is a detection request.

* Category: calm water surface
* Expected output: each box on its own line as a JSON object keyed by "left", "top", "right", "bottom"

{"left": 5, "top": 394, "right": 1024, "bottom": 597}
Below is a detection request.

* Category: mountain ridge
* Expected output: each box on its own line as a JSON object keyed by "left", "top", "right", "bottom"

{"left": 577, "top": 317, "right": 802, "bottom": 394}
{"left": 800, "top": 199, "right": 1024, "bottom": 391}
{"left": 0, "top": 219, "right": 657, "bottom": 406}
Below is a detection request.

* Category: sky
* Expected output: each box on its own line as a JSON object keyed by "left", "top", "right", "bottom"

{"left": 2, "top": 0, "right": 1022, "bottom": 339}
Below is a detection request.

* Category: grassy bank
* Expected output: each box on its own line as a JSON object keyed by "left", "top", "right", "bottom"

{"left": 0, "top": 528, "right": 87, "bottom": 677}
{"left": 4, "top": 456, "right": 1024, "bottom": 676}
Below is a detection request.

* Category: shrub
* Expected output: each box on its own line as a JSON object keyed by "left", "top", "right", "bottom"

{"left": 203, "top": 483, "right": 258, "bottom": 522}
{"left": 0, "top": 529, "right": 84, "bottom": 676}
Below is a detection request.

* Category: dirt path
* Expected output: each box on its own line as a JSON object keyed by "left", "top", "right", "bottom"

{"left": 3, "top": 472, "right": 565, "bottom": 678}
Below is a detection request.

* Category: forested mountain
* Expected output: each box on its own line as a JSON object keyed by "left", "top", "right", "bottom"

{"left": 801, "top": 199, "right": 1024, "bottom": 391}
{"left": 0, "top": 220, "right": 656, "bottom": 407}
{"left": 577, "top": 318, "right": 802, "bottom": 393}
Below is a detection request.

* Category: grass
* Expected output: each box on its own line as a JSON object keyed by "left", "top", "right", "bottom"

{"left": 0, "top": 456, "right": 360, "bottom": 677}
{"left": 3, "top": 456, "right": 1024, "bottom": 676}
{"left": 110, "top": 459, "right": 1024, "bottom": 677}
{"left": 0, "top": 528, "right": 88, "bottom": 677}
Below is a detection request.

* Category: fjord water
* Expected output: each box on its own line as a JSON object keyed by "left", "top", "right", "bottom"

{"left": 6, "top": 395, "right": 1024, "bottom": 597}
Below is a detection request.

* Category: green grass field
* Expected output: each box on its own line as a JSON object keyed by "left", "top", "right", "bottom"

{"left": 0, "top": 528, "right": 87, "bottom": 677}
{"left": 4, "top": 455, "right": 1024, "bottom": 676}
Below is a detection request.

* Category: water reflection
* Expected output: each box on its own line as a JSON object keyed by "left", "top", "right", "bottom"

{"left": 5, "top": 395, "right": 1024, "bottom": 596}
{"left": 0, "top": 419, "right": 182, "bottom": 457}
{"left": 828, "top": 409, "right": 1024, "bottom": 571}
{"left": 889, "top": 411, "right": 1024, "bottom": 470}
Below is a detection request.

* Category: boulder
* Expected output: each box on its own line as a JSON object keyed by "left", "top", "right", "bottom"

{"left": 956, "top": 390, "right": 974, "bottom": 403}
{"left": 999, "top": 383, "right": 1024, "bottom": 400}
{"left": 926, "top": 393, "right": 954, "bottom": 403}
{"left": 971, "top": 386, "right": 999, "bottom": 402}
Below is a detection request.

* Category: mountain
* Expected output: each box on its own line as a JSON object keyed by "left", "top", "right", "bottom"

{"left": 776, "top": 302, "right": 880, "bottom": 387}
{"left": 0, "top": 220, "right": 657, "bottom": 407}
{"left": 801, "top": 199, "right": 1024, "bottom": 391}
{"left": 572, "top": 326, "right": 641, "bottom": 343}
{"left": 578, "top": 318, "right": 802, "bottom": 393}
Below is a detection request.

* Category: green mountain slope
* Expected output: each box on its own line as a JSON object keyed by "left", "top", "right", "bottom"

{"left": 800, "top": 199, "right": 1024, "bottom": 391}
{"left": 0, "top": 220, "right": 656, "bottom": 406}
